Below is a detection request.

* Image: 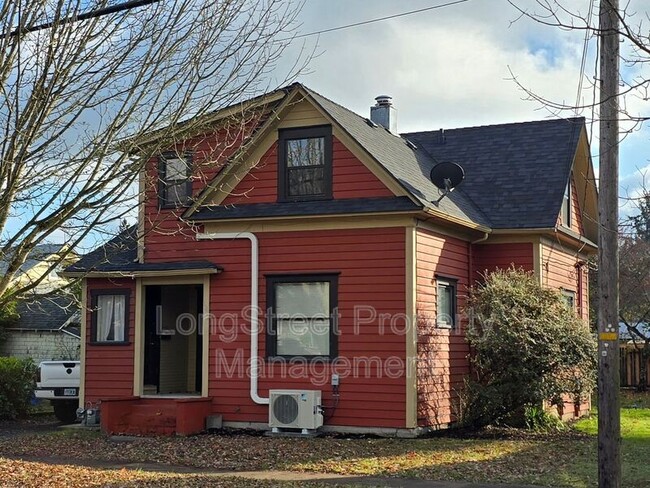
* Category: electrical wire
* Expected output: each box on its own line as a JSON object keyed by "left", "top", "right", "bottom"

{"left": 575, "top": 0, "right": 596, "bottom": 111}
{"left": 290, "top": 0, "right": 471, "bottom": 40}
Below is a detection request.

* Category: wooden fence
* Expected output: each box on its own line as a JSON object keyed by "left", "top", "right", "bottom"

{"left": 620, "top": 345, "right": 650, "bottom": 388}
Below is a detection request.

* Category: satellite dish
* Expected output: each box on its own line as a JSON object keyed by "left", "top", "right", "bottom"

{"left": 429, "top": 162, "right": 465, "bottom": 204}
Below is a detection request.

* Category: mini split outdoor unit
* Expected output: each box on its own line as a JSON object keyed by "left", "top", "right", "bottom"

{"left": 268, "top": 389, "right": 323, "bottom": 433}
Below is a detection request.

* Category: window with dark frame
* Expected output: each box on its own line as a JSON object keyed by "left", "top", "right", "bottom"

{"left": 90, "top": 290, "right": 130, "bottom": 344}
{"left": 278, "top": 126, "right": 332, "bottom": 201}
{"left": 266, "top": 274, "right": 338, "bottom": 360}
{"left": 436, "top": 279, "right": 456, "bottom": 329}
{"left": 159, "top": 152, "right": 193, "bottom": 207}
{"left": 560, "top": 176, "right": 571, "bottom": 227}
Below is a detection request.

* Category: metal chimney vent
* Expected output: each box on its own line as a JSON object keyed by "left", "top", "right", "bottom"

{"left": 370, "top": 95, "right": 397, "bottom": 133}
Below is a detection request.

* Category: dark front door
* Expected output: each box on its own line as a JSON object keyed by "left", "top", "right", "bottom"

{"left": 144, "top": 286, "right": 161, "bottom": 390}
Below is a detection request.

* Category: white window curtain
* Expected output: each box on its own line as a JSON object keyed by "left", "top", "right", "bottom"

{"left": 96, "top": 295, "right": 126, "bottom": 342}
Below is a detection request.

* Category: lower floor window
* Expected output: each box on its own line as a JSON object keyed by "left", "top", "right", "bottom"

{"left": 437, "top": 278, "right": 456, "bottom": 329}
{"left": 562, "top": 289, "right": 576, "bottom": 311}
{"left": 266, "top": 274, "right": 338, "bottom": 359}
{"left": 91, "top": 291, "right": 129, "bottom": 343}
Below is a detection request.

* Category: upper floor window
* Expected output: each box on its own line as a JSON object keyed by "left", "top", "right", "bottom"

{"left": 561, "top": 177, "right": 571, "bottom": 227}
{"left": 159, "top": 152, "right": 192, "bottom": 207}
{"left": 278, "top": 126, "right": 332, "bottom": 201}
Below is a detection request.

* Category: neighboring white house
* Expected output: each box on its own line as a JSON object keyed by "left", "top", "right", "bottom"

{"left": 1, "top": 244, "right": 81, "bottom": 363}
{"left": 1, "top": 294, "right": 81, "bottom": 363}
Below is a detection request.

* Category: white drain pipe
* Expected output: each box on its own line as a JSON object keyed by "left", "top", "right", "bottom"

{"left": 196, "top": 231, "right": 268, "bottom": 405}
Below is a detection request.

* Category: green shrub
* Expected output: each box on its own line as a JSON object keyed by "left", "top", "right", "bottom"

{"left": 0, "top": 357, "right": 37, "bottom": 420}
{"left": 462, "top": 268, "right": 597, "bottom": 429}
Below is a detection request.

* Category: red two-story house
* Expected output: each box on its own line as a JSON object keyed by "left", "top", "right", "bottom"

{"left": 64, "top": 83, "right": 598, "bottom": 436}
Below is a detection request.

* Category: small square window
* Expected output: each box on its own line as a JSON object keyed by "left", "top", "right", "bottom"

{"left": 562, "top": 289, "right": 576, "bottom": 311}
{"left": 278, "top": 126, "right": 332, "bottom": 201}
{"left": 437, "top": 279, "right": 456, "bottom": 329}
{"left": 266, "top": 274, "right": 338, "bottom": 359}
{"left": 159, "top": 153, "right": 192, "bottom": 207}
{"left": 90, "top": 290, "right": 130, "bottom": 344}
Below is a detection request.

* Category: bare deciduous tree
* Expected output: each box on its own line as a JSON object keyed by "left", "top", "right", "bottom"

{"left": 507, "top": 0, "right": 648, "bottom": 127}
{"left": 0, "top": 0, "right": 308, "bottom": 306}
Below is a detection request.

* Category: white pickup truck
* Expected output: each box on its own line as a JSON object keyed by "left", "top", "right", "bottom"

{"left": 35, "top": 360, "right": 80, "bottom": 423}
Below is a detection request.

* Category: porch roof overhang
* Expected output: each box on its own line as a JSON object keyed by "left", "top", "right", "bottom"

{"left": 61, "top": 260, "right": 222, "bottom": 278}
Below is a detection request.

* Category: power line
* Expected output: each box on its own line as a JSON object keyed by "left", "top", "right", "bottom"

{"left": 291, "top": 0, "right": 471, "bottom": 40}
{"left": 10, "top": 0, "right": 161, "bottom": 37}
{"left": 575, "top": 0, "right": 596, "bottom": 109}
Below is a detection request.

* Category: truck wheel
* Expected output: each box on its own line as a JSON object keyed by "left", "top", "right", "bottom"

{"left": 53, "top": 400, "right": 78, "bottom": 424}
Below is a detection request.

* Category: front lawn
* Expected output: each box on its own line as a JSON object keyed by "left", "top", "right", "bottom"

{"left": 1, "top": 395, "right": 649, "bottom": 487}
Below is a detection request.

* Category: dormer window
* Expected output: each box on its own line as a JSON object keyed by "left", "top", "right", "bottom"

{"left": 159, "top": 152, "right": 192, "bottom": 207}
{"left": 561, "top": 177, "right": 571, "bottom": 227}
{"left": 278, "top": 126, "right": 332, "bottom": 201}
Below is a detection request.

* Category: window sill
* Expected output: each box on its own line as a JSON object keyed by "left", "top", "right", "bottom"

{"left": 89, "top": 341, "right": 131, "bottom": 346}
{"left": 277, "top": 195, "right": 333, "bottom": 203}
{"left": 267, "top": 355, "right": 336, "bottom": 362}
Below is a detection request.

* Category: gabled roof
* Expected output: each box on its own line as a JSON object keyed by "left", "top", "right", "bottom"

{"left": 0, "top": 243, "right": 67, "bottom": 275}
{"left": 403, "top": 118, "right": 585, "bottom": 229}
{"left": 303, "top": 87, "right": 492, "bottom": 228}
{"left": 189, "top": 83, "right": 588, "bottom": 233}
{"left": 12, "top": 292, "right": 79, "bottom": 333}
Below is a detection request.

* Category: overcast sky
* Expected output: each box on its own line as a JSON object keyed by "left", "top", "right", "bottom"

{"left": 280, "top": 0, "right": 650, "bottom": 215}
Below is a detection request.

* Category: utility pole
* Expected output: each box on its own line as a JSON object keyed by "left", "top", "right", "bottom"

{"left": 597, "top": 1, "right": 621, "bottom": 487}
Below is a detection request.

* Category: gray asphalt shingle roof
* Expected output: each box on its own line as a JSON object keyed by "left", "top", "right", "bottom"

{"left": 13, "top": 293, "right": 79, "bottom": 332}
{"left": 65, "top": 225, "right": 221, "bottom": 274}
{"left": 65, "top": 226, "right": 138, "bottom": 274}
{"left": 0, "top": 243, "right": 67, "bottom": 276}
{"left": 301, "top": 85, "right": 584, "bottom": 230}
{"left": 191, "top": 196, "right": 420, "bottom": 221}
{"left": 304, "top": 88, "right": 492, "bottom": 227}
{"left": 403, "top": 117, "right": 584, "bottom": 229}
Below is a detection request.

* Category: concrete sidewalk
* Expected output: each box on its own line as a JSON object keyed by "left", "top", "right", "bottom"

{"left": 4, "top": 454, "right": 545, "bottom": 488}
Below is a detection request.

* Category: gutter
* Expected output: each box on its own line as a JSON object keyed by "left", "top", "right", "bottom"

{"left": 196, "top": 231, "right": 267, "bottom": 405}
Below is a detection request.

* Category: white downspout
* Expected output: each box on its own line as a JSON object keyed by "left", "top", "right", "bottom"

{"left": 196, "top": 231, "right": 268, "bottom": 405}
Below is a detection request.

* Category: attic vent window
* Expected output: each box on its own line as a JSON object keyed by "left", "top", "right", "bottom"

{"left": 159, "top": 152, "right": 193, "bottom": 208}
{"left": 278, "top": 125, "right": 332, "bottom": 201}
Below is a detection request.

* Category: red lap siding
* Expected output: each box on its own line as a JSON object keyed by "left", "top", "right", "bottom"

{"left": 219, "top": 136, "right": 393, "bottom": 206}
{"left": 145, "top": 226, "right": 407, "bottom": 429}
{"left": 472, "top": 242, "right": 534, "bottom": 282}
{"left": 416, "top": 228, "right": 470, "bottom": 427}
{"left": 84, "top": 278, "right": 135, "bottom": 403}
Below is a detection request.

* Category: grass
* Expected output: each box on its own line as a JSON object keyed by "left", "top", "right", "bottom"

{"left": 1, "top": 392, "right": 650, "bottom": 487}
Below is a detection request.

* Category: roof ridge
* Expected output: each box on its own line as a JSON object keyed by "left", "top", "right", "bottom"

{"left": 401, "top": 116, "right": 586, "bottom": 136}
{"left": 300, "top": 84, "right": 405, "bottom": 141}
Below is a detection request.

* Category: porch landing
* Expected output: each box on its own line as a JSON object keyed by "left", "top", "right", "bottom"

{"left": 100, "top": 397, "right": 214, "bottom": 436}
